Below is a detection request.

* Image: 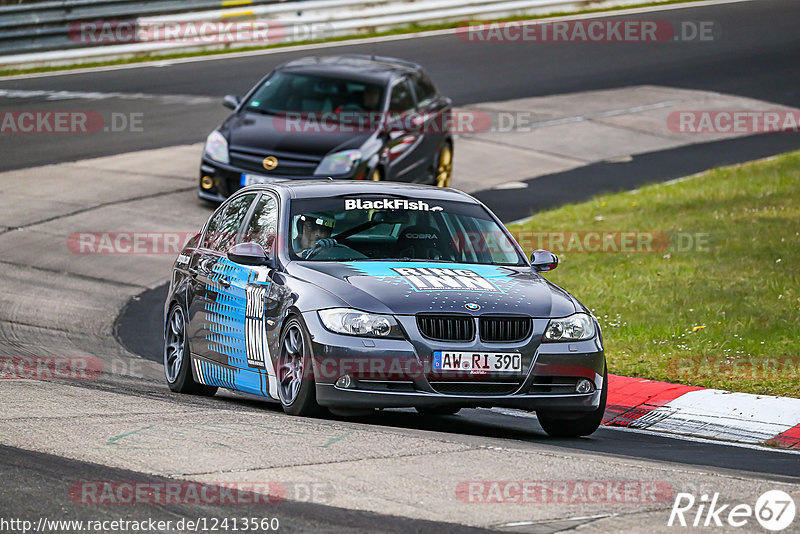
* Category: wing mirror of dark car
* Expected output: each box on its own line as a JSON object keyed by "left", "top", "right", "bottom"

{"left": 227, "top": 242, "right": 273, "bottom": 267}
{"left": 530, "top": 249, "right": 558, "bottom": 272}
{"left": 222, "top": 95, "right": 241, "bottom": 110}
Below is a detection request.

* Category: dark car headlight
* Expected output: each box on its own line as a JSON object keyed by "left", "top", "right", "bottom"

{"left": 318, "top": 308, "right": 403, "bottom": 338}
{"left": 204, "top": 130, "right": 229, "bottom": 165}
{"left": 542, "top": 313, "right": 596, "bottom": 342}
{"left": 314, "top": 149, "right": 361, "bottom": 176}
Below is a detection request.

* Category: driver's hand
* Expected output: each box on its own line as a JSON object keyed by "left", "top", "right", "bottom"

{"left": 314, "top": 238, "right": 337, "bottom": 249}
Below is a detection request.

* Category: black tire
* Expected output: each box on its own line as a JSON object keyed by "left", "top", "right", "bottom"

{"left": 277, "top": 317, "right": 323, "bottom": 417}
{"left": 415, "top": 406, "right": 461, "bottom": 416}
{"left": 164, "top": 304, "right": 217, "bottom": 396}
{"left": 536, "top": 366, "right": 607, "bottom": 438}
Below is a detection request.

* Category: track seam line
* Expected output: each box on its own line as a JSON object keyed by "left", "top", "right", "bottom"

{"left": 0, "top": 259, "right": 148, "bottom": 290}
{"left": 0, "top": 186, "right": 195, "bottom": 236}
{"left": 458, "top": 135, "right": 593, "bottom": 164}
{"left": 64, "top": 164, "right": 199, "bottom": 182}
{"left": 178, "top": 445, "right": 485, "bottom": 477}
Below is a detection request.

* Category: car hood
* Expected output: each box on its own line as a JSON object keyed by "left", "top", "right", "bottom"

{"left": 289, "top": 261, "right": 578, "bottom": 317}
{"left": 226, "top": 110, "right": 374, "bottom": 158}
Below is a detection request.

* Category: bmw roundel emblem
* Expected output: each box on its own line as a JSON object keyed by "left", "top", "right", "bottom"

{"left": 465, "top": 303, "right": 481, "bottom": 311}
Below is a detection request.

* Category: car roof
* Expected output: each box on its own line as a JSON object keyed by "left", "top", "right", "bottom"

{"left": 240, "top": 181, "right": 478, "bottom": 203}
{"left": 277, "top": 55, "right": 422, "bottom": 85}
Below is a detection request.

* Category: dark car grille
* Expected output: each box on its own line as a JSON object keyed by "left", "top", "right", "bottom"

{"left": 417, "top": 315, "right": 474, "bottom": 342}
{"left": 429, "top": 381, "right": 521, "bottom": 396}
{"left": 479, "top": 316, "right": 532, "bottom": 343}
{"left": 229, "top": 148, "right": 321, "bottom": 176}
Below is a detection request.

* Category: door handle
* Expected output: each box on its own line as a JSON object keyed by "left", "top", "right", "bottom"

{"left": 218, "top": 277, "right": 231, "bottom": 288}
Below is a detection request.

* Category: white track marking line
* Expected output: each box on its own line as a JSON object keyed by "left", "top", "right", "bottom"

{"left": 487, "top": 407, "right": 800, "bottom": 455}
{"left": 0, "top": 88, "right": 216, "bottom": 105}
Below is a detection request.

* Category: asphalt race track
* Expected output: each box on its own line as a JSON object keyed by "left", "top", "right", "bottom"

{"left": 0, "top": 0, "right": 799, "bottom": 171}
{"left": 2, "top": 0, "right": 800, "bottom": 532}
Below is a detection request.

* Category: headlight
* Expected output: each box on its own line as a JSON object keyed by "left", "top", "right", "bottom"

{"left": 318, "top": 308, "right": 403, "bottom": 338}
{"left": 542, "top": 313, "right": 596, "bottom": 342}
{"left": 314, "top": 149, "right": 361, "bottom": 176}
{"left": 204, "top": 130, "right": 229, "bottom": 164}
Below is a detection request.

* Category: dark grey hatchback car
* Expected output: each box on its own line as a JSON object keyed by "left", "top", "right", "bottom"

{"left": 199, "top": 55, "right": 454, "bottom": 201}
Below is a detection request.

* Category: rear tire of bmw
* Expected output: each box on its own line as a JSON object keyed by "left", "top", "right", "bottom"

{"left": 164, "top": 304, "right": 218, "bottom": 396}
{"left": 278, "top": 317, "right": 323, "bottom": 417}
{"left": 536, "top": 366, "right": 607, "bottom": 438}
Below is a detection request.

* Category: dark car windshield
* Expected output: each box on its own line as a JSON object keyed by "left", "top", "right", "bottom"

{"left": 288, "top": 196, "right": 526, "bottom": 265}
{"left": 245, "top": 72, "right": 385, "bottom": 114}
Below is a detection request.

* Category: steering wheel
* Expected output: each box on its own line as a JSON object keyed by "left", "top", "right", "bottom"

{"left": 304, "top": 239, "right": 358, "bottom": 260}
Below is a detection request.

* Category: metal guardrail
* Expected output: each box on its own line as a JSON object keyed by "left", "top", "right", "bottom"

{"left": 0, "top": 0, "right": 667, "bottom": 67}
{"left": 0, "top": 0, "right": 289, "bottom": 54}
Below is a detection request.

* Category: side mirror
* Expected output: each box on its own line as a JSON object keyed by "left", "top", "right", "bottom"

{"left": 222, "top": 95, "right": 241, "bottom": 110}
{"left": 530, "top": 249, "right": 558, "bottom": 272}
{"left": 227, "top": 242, "right": 272, "bottom": 267}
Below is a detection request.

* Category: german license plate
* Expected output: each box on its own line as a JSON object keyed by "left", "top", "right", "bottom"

{"left": 433, "top": 351, "right": 522, "bottom": 373}
{"left": 241, "top": 173, "right": 285, "bottom": 186}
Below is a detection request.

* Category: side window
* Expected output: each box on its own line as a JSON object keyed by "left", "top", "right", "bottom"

{"left": 389, "top": 80, "right": 415, "bottom": 113}
{"left": 412, "top": 74, "right": 437, "bottom": 107}
{"left": 241, "top": 194, "right": 279, "bottom": 251}
{"left": 202, "top": 206, "right": 227, "bottom": 251}
{"left": 203, "top": 193, "right": 256, "bottom": 252}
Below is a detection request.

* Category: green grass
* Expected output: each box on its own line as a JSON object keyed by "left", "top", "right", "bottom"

{"left": 0, "top": 0, "right": 705, "bottom": 77}
{"left": 510, "top": 151, "right": 800, "bottom": 398}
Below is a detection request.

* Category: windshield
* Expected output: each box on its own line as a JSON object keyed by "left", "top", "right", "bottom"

{"left": 245, "top": 71, "right": 385, "bottom": 114}
{"left": 288, "top": 196, "right": 526, "bottom": 265}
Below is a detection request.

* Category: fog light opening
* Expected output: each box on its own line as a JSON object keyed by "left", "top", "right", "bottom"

{"left": 335, "top": 375, "right": 353, "bottom": 389}
{"left": 201, "top": 176, "right": 214, "bottom": 190}
{"left": 576, "top": 379, "right": 595, "bottom": 394}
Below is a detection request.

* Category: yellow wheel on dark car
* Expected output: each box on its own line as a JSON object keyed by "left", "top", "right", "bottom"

{"left": 436, "top": 144, "right": 452, "bottom": 187}
{"left": 371, "top": 168, "right": 381, "bottom": 181}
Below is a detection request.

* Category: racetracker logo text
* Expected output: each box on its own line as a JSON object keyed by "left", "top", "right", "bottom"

{"left": 457, "top": 480, "right": 673, "bottom": 504}
{"left": 456, "top": 20, "right": 718, "bottom": 43}
{"left": 0, "top": 356, "right": 103, "bottom": 380}
{"left": 70, "top": 482, "right": 286, "bottom": 505}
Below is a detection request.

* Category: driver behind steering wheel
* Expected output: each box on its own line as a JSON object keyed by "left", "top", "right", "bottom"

{"left": 295, "top": 213, "right": 337, "bottom": 259}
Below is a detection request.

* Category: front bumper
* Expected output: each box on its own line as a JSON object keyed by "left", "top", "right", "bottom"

{"left": 302, "top": 311, "right": 605, "bottom": 412}
{"left": 198, "top": 157, "right": 364, "bottom": 201}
